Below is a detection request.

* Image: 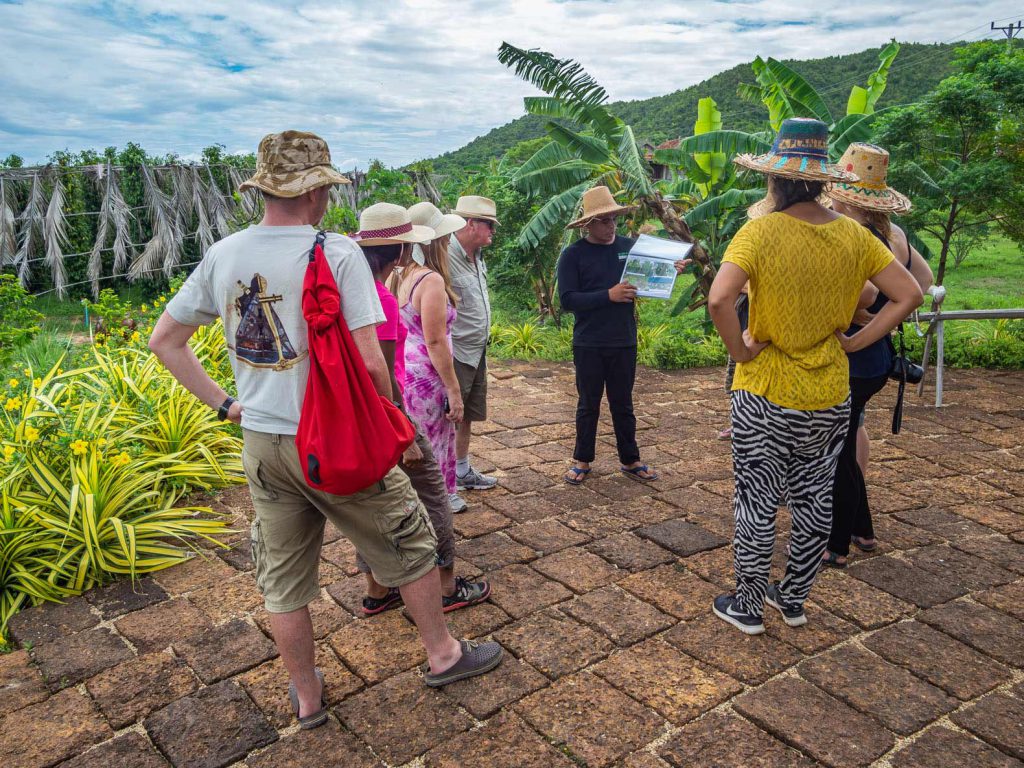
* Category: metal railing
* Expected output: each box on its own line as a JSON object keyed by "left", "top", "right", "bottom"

{"left": 911, "top": 287, "right": 1024, "bottom": 406}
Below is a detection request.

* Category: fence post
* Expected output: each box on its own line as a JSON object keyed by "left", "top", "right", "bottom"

{"left": 935, "top": 319, "right": 945, "bottom": 408}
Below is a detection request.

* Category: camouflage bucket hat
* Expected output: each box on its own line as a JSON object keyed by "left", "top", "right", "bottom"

{"left": 240, "top": 130, "right": 351, "bottom": 198}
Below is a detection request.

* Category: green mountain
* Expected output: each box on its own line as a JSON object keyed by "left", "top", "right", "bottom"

{"left": 426, "top": 42, "right": 960, "bottom": 174}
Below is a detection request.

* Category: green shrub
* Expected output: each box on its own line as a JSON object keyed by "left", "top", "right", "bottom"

{"left": 903, "top": 319, "right": 1024, "bottom": 370}
{"left": 0, "top": 275, "right": 43, "bottom": 365}
{"left": 11, "top": 331, "right": 75, "bottom": 376}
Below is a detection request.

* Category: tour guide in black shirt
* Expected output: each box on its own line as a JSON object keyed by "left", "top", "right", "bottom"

{"left": 556, "top": 186, "right": 691, "bottom": 486}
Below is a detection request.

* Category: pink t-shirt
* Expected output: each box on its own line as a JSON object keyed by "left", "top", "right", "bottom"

{"left": 375, "top": 281, "right": 407, "bottom": 395}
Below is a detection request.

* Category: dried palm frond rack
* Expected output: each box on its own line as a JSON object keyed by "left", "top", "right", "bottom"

{"left": 0, "top": 162, "right": 367, "bottom": 298}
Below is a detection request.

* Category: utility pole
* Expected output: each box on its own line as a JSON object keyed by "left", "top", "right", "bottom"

{"left": 991, "top": 20, "right": 1022, "bottom": 52}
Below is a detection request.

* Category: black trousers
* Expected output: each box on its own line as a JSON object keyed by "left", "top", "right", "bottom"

{"left": 828, "top": 374, "right": 889, "bottom": 556}
{"left": 572, "top": 345, "right": 640, "bottom": 465}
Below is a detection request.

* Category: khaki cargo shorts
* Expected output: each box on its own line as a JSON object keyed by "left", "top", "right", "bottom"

{"left": 454, "top": 350, "right": 488, "bottom": 422}
{"left": 242, "top": 430, "right": 438, "bottom": 613}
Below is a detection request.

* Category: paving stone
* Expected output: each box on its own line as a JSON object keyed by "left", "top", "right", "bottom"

{"left": 921, "top": 600, "right": 1024, "bottom": 666}
{"left": 86, "top": 652, "right": 198, "bottom": 728}
{"left": 456, "top": 533, "right": 537, "bottom": 570}
{"left": 635, "top": 517, "right": 728, "bottom": 556}
{"left": 763, "top": 602, "right": 856, "bottom": 654}
{"left": 83, "top": 577, "right": 168, "bottom": 618}
{"left": 246, "top": 719, "right": 382, "bottom": 767}
{"left": 216, "top": 537, "right": 255, "bottom": 571}
{"left": 145, "top": 680, "right": 276, "bottom": 768}
{"left": 485, "top": 492, "right": 565, "bottom": 522}
{"left": 7, "top": 596, "right": 98, "bottom": 646}
{"left": 189, "top": 573, "right": 265, "bottom": 622}
{"left": 953, "top": 692, "right": 1024, "bottom": 761}
{"left": 620, "top": 495, "right": 692, "bottom": 527}
{"left": 336, "top": 669, "right": 473, "bottom": 765}
{"left": 863, "top": 621, "right": 1012, "bottom": 700}
{"left": 31, "top": 626, "right": 132, "bottom": 691}
{"left": 977, "top": 579, "right": 1024, "bottom": 621}
{"left": 56, "top": 732, "right": 170, "bottom": 767}
{"left": 949, "top": 502, "right": 1024, "bottom": 535}
{"left": 618, "top": 563, "right": 723, "bottom": 620}
{"left": 563, "top": 507, "right": 636, "bottom": 537}
{"left": 659, "top": 710, "right": 815, "bottom": 768}
{"left": 849, "top": 554, "right": 969, "bottom": 607}
{"left": 593, "top": 638, "right": 741, "bottom": 724}
{"left": 889, "top": 725, "right": 1023, "bottom": 768}
{"left": 253, "top": 595, "right": 353, "bottom": 640}
{"left": 907, "top": 544, "right": 1017, "bottom": 590}
{"left": 798, "top": 644, "right": 957, "bottom": 735}
{"left": 441, "top": 652, "right": 548, "bottom": 719}
{"left": 486, "top": 564, "right": 572, "bottom": 619}
{"left": 894, "top": 506, "right": 996, "bottom": 541}
{"left": 441, "top": 601, "right": 512, "bottom": 640}
{"left": 500, "top": 467, "right": 557, "bottom": 494}
{"left": 952, "top": 536, "right": 1024, "bottom": 575}
{"left": 424, "top": 712, "right": 575, "bottom": 767}
{"left": 497, "top": 608, "right": 613, "bottom": 679}
{"left": 174, "top": 618, "right": 276, "bottom": 683}
{"left": 318, "top": 537, "right": 359, "bottom": 574}
{"left": 532, "top": 547, "right": 622, "bottom": 593}
{"left": 327, "top": 610, "right": 424, "bottom": 684}
{"left": 733, "top": 677, "right": 895, "bottom": 768}
{"left": 811, "top": 569, "right": 915, "bottom": 629}
{"left": 506, "top": 519, "right": 590, "bottom": 553}
{"left": 516, "top": 672, "right": 663, "bottom": 768}
{"left": 452, "top": 506, "right": 512, "bottom": 538}
{"left": 622, "top": 752, "right": 674, "bottom": 768}
{"left": 237, "top": 643, "right": 363, "bottom": 729}
{"left": 114, "top": 597, "right": 212, "bottom": 653}
{"left": 869, "top": 513, "right": 942, "bottom": 549}
{"left": 587, "top": 532, "right": 674, "bottom": 571}
{"left": 683, "top": 546, "right": 735, "bottom": 588}
{"left": 560, "top": 585, "right": 673, "bottom": 646}
{"left": 324, "top": 573, "right": 370, "bottom": 616}
{"left": 151, "top": 554, "right": 238, "bottom": 595}
{"left": 0, "top": 649, "right": 47, "bottom": 717}
{"left": 0, "top": 688, "right": 112, "bottom": 768}
{"left": 663, "top": 615, "right": 803, "bottom": 685}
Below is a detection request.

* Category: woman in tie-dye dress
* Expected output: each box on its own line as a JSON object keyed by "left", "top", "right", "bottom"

{"left": 395, "top": 221, "right": 466, "bottom": 510}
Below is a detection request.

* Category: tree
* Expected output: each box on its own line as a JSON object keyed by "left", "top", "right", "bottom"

{"left": 360, "top": 160, "right": 419, "bottom": 210}
{"left": 876, "top": 42, "right": 1024, "bottom": 288}
{"left": 497, "top": 43, "right": 716, "bottom": 302}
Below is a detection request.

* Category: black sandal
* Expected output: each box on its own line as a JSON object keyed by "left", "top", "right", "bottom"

{"left": 820, "top": 551, "right": 848, "bottom": 569}
{"left": 851, "top": 536, "right": 878, "bottom": 552}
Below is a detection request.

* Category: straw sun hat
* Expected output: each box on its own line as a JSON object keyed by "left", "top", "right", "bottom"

{"left": 734, "top": 118, "right": 857, "bottom": 183}
{"left": 828, "top": 143, "right": 911, "bottom": 214}
{"left": 239, "top": 130, "right": 351, "bottom": 198}
{"left": 353, "top": 203, "right": 434, "bottom": 246}
{"left": 408, "top": 201, "right": 467, "bottom": 240}
{"left": 567, "top": 185, "right": 635, "bottom": 229}
{"left": 453, "top": 195, "right": 500, "bottom": 225}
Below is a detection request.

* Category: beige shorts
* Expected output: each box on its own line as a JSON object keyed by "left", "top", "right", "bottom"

{"left": 454, "top": 351, "right": 488, "bottom": 422}
{"left": 242, "top": 430, "right": 437, "bottom": 613}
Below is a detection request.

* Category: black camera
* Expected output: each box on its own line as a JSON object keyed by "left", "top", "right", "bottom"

{"left": 889, "top": 356, "right": 924, "bottom": 385}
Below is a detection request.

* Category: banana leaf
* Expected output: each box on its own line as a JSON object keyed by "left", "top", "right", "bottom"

{"left": 545, "top": 122, "right": 613, "bottom": 164}
{"left": 763, "top": 58, "right": 833, "bottom": 124}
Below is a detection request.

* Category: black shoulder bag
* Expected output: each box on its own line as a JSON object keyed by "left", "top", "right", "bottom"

{"left": 891, "top": 324, "right": 907, "bottom": 435}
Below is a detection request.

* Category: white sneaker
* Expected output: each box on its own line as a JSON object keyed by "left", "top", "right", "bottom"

{"left": 448, "top": 493, "right": 468, "bottom": 513}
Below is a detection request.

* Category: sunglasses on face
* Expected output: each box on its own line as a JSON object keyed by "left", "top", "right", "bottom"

{"left": 470, "top": 218, "right": 495, "bottom": 231}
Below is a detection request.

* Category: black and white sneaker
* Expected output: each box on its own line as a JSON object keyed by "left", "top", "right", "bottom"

{"left": 712, "top": 593, "right": 765, "bottom": 635}
{"left": 765, "top": 583, "right": 807, "bottom": 627}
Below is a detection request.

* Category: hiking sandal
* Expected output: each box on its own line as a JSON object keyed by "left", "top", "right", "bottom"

{"left": 423, "top": 640, "right": 503, "bottom": 687}
{"left": 288, "top": 668, "right": 328, "bottom": 730}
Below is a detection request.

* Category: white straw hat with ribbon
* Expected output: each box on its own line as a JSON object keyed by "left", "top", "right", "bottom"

{"left": 353, "top": 203, "right": 435, "bottom": 246}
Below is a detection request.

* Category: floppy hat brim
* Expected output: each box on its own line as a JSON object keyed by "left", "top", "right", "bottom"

{"left": 828, "top": 183, "right": 911, "bottom": 214}
{"left": 734, "top": 153, "right": 858, "bottom": 183}
{"left": 567, "top": 202, "right": 635, "bottom": 229}
{"left": 355, "top": 224, "right": 435, "bottom": 247}
{"left": 239, "top": 165, "right": 351, "bottom": 198}
{"left": 431, "top": 213, "right": 467, "bottom": 239}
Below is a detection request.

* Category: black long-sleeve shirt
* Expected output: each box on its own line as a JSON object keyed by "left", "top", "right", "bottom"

{"left": 556, "top": 235, "right": 637, "bottom": 348}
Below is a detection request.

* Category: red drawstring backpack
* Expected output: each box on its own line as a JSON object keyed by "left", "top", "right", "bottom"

{"left": 295, "top": 231, "right": 415, "bottom": 494}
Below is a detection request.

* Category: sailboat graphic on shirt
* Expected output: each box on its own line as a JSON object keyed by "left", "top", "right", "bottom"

{"left": 233, "top": 274, "right": 306, "bottom": 370}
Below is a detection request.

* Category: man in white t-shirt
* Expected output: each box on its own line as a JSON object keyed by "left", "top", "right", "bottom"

{"left": 149, "top": 131, "right": 501, "bottom": 728}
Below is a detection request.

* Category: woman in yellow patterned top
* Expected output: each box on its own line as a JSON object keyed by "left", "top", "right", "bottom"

{"left": 707, "top": 118, "right": 923, "bottom": 636}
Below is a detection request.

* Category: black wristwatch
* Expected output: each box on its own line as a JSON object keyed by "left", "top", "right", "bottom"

{"left": 217, "top": 397, "right": 236, "bottom": 421}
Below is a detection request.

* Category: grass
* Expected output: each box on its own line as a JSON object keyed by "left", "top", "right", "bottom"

{"left": 923, "top": 234, "right": 1024, "bottom": 311}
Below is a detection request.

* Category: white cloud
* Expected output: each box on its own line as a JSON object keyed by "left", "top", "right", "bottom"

{"left": 0, "top": 0, "right": 1016, "bottom": 167}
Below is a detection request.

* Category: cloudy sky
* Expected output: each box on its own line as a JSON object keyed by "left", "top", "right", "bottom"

{"left": 0, "top": 1, "right": 1018, "bottom": 168}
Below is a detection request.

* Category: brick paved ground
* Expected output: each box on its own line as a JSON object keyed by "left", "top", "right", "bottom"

{"left": 2, "top": 362, "right": 1024, "bottom": 768}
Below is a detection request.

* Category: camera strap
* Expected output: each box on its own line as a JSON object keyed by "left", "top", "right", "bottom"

{"left": 892, "top": 323, "right": 906, "bottom": 435}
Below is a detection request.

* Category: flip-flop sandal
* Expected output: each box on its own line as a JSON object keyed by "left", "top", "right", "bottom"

{"left": 288, "top": 668, "right": 328, "bottom": 730}
{"left": 820, "top": 551, "right": 848, "bottom": 569}
{"left": 851, "top": 536, "right": 878, "bottom": 552}
{"left": 621, "top": 464, "right": 658, "bottom": 482}
{"left": 564, "top": 466, "right": 591, "bottom": 486}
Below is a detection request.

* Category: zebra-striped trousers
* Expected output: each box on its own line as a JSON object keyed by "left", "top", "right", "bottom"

{"left": 730, "top": 389, "right": 850, "bottom": 615}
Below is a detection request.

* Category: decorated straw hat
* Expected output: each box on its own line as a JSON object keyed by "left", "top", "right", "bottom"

{"left": 353, "top": 203, "right": 435, "bottom": 246}
{"left": 408, "top": 201, "right": 467, "bottom": 240}
{"left": 828, "top": 143, "right": 911, "bottom": 214}
{"left": 567, "top": 185, "right": 635, "bottom": 229}
{"left": 453, "top": 195, "right": 499, "bottom": 225}
{"left": 734, "top": 118, "right": 857, "bottom": 183}
{"left": 239, "top": 130, "right": 351, "bottom": 198}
